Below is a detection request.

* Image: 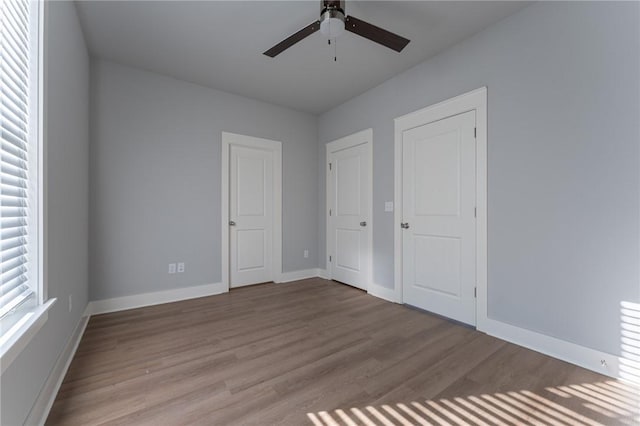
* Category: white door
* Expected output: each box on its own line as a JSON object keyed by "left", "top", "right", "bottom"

{"left": 401, "top": 110, "right": 477, "bottom": 325}
{"left": 230, "top": 145, "right": 274, "bottom": 287}
{"left": 327, "top": 132, "right": 372, "bottom": 290}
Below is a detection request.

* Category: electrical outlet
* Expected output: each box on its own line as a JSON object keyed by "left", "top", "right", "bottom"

{"left": 68, "top": 294, "right": 72, "bottom": 313}
{"left": 303, "top": 250, "right": 309, "bottom": 258}
{"left": 168, "top": 263, "right": 176, "bottom": 274}
{"left": 177, "top": 262, "right": 185, "bottom": 273}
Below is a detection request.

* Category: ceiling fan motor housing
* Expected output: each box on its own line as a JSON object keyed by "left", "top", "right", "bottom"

{"left": 321, "top": 1, "right": 345, "bottom": 16}
{"left": 320, "top": 0, "right": 346, "bottom": 38}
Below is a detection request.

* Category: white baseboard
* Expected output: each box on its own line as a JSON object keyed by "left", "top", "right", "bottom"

{"left": 279, "top": 269, "right": 321, "bottom": 283}
{"left": 367, "top": 282, "right": 400, "bottom": 303}
{"left": 25, "top": 314, "right": 89, "bottom": 426}
{"left": 482, "top": 317, "right": 631, "bottom": 383}
{"left": 86, "top": 282, "right": 226, "bottom": 316}
{"left": 317, "top": 268, "right": 330, "bottom": 280}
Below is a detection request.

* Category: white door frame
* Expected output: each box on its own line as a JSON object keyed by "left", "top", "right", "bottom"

{"left": 394, "top": 87, "right": 488, "bottom": 330}
{"left": 326, "top": 128, "right": 373, "bottom": 290}
{"left": 221, "top": 132, "right": 282, "bottom": 291}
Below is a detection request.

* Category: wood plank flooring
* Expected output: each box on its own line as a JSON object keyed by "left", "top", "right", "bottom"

{"left": 47, "top": 279, "right": 639, "bottom": 425}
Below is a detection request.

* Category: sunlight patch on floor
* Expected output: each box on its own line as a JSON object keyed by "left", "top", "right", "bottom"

{"left": 307, "top": 380, "right": 640, "bottom": 426}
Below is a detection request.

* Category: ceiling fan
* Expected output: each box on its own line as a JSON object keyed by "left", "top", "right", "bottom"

{"left": 263, "top": 0, "right": 410, "bottom": 58}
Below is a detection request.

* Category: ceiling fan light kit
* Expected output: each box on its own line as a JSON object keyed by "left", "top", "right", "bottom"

{"left": 320, "top": 9, "right": 345, "bottom": 39}
{"left": 263, "top": 0, "right": 410, "bottom": 58}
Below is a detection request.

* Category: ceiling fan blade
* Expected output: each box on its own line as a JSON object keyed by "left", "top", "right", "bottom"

{"left": 263, "top": 21, "right": 321, "bottom": 57}
{"left": 345, "top": 15, "right": 410, "bottom": 52}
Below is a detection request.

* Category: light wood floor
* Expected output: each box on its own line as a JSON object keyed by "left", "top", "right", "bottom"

{"left": 47, "top": 279, "right": 639, "bottom": 425}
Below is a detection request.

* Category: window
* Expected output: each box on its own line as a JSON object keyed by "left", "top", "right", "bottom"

{"left": 0, "top": 0, "right": 49, "bottom": 370}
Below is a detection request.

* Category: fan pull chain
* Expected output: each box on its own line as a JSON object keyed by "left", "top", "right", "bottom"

{"left": 327, "top": 38, "right": 337, "bottom": 62}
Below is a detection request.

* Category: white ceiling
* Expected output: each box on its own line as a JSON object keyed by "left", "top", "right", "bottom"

{"left": 75, "top": 1, "right": 530, "bottom": 114}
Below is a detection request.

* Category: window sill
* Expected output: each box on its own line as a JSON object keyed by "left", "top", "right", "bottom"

{"left": 0, "top": 298, "right": 56, "bottom": 375}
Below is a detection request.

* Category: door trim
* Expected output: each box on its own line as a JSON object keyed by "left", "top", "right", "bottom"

{"left": 393, "top": 87, "right": 487, "bottom": 330}
{"left": 221, "top": 132, "right": 282, "bottom": 291}
{"left": 325, "top": 128, "right": 373, "bottom": 291}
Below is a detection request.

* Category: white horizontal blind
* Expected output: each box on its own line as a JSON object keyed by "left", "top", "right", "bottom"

{"left": 1, "top": 0, "right": 35, "bottom": 318}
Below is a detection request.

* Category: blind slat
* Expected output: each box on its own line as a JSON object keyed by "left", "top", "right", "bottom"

{"left": 1, "top": 20, "right": 29, "bottom": 64}
{"left": 2, "top": 94, "right": 29, "bottom": 123}
{"left": 2, "top": 130, "right": 29, "bottom": 153}
{"left": 2, "top": 103, "right": 29, "bottom": 134}
{"left": 0, "top": 264, "right": 25, "bottom": 286}
{"left": 1, "top": 64, "right": 30, "bottom": 102}
{"left": 1, "top": 50, "right": 30, "bottom": 85}
{"left": 0, "top": 235, "right": 26, "bottom": 252}
{"left": 2, "top": 152, "right": 28, "bottom": 170}
{"left": 1, "top": 174, "right": 28, "bottom": 189}
{"left": 1, "top": 153, "right": 28, "bottom": 170}
{"left": 0, "top": 282, "right": 29, "bottom": 305}
{"left": 1, "top": 185, "right": 27, "bottom": 198}
{"left": 1, "top": 86, "right": 29, "bottom": 125}
{"left": 3, "top": 2, "right": 29, "bottom": 39}
{"left": 1, "top": 255, "right": 27, "bottom": 275}
{"left": 0, "top": 198, "right": 28, "bottom": 209}
{"left": 0, "top": 226, "right": 26, "bottom": 241}
{"left": 0, "top": 274, "right": 27, "bottom": 296}
{"left": 1, "top": 8, "right": 29, "bottom": 51}
{"left": 1, "top": 122, "right": 29, "bottom": 148}
{"left": 1, "top": 140, "right": 28, "bottom": 161}
{"left": 1, "top": 35, "right": 29, "bottom": 71}
{"left": 10, "top": 0, "right": 29, "bottom": 20}
{"left": 2, "top": 83, "right": 29, "bottom": 112}
{"left": 0, "top": 217, "right": 26, "bottom": 229}
{"left": 0, "top": 207, "right": 28, "bottom": 219}
{"left": 1, "top": 162, "right": 28, "bottom": 179}
{"left": 1, "top": 245, "right": 27, "bottom": 264}
{"left": 0, "top": 285, "right": 33, "bottom": 318}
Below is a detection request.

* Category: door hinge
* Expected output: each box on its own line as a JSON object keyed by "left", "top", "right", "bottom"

{"left": 329, "top": 162, "right": 332, "bottom": 170}
{"left": 329, "top": 209, "right": 332, "bottom": 216}
{"left": 474, "top": 287, "right": 477, "bottom": 298}
{"left": 329, "top": 255, "right": 332, "bottom": 262}
{"left": 474, "top": 127, "right": 477, "bottom": 138}
{"left": 474, "top": 207, "right": 477, "bottom": 218}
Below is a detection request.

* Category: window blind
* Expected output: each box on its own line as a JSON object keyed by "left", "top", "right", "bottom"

{"left": 1, "top": 0, "right": 34, "bottom": 318}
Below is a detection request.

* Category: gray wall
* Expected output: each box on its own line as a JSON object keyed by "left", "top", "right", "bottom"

{"left": 1, "top": 2, "right": 90, "bottom": 425}
{"left": 90, "top": 60, "right": 318, "bottom": 300}
{"left": 318, "top": 1, "right": 640, "bottom": 358}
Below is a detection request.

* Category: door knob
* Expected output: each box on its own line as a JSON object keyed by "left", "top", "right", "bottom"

{"left": 229, "top": 221, "right": 236, "bottom": 226}
{"left": 360, "top": 221, "right": 367, "bottom": 227}
{"left": 401, "top": 222, "right": 410, "bottom": 229}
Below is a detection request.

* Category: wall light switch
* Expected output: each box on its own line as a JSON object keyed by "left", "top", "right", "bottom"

{"left": 177, "top": 262, "right": 185, "bottom": 273}
{"left": 384, "top": 201, "right": 394, "bottom": 212}
{"left": 304, "top": 250, "right": 309, "bottom": 258}
{"left": 168, "top": 263, "right": 176, "bottom": 274}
